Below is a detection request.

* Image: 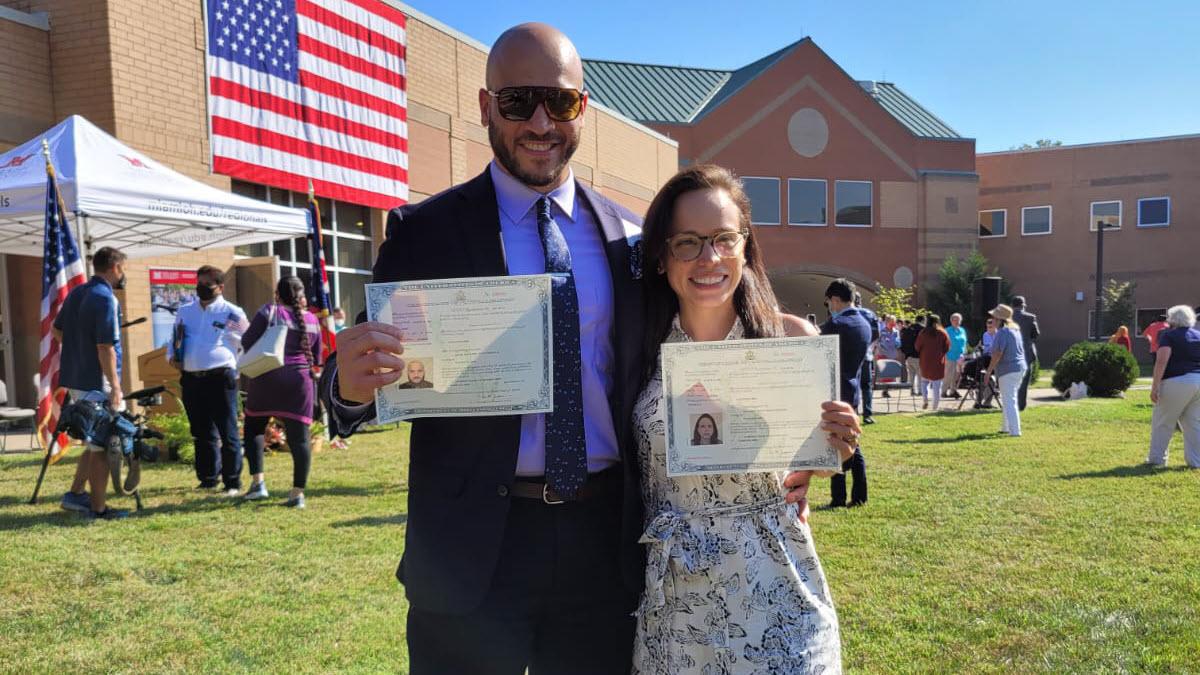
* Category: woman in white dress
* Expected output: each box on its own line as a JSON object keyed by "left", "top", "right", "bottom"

{"left": 632, "top": 164, "right": 861, "bottom": 674}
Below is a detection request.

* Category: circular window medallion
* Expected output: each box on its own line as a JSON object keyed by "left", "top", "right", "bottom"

{"left": 893, "top": 266, "right": 914, "bottom": 288}
{"left": 787, "top": 108, "right": 829, "bottom": 158}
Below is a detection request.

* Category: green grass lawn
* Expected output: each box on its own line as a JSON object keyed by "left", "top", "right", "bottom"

{"left": 2, "top": 392, "right": 1198, "bottom": 672}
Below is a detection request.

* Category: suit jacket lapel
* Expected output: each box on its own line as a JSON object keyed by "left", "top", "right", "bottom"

{"left": 456, "top": 170, "right": 508, "bottom": 276}
{"left": 576, "top": 182, "right": 631, "bottom": 289}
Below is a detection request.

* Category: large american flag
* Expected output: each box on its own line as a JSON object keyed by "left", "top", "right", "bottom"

{"left": 205, "top": 0, "right": 409, "bottom": 209}
{"left": 38, "top": 169, "right": 87, "bottom": 460}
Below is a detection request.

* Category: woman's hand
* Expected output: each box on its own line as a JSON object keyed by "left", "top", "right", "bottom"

{"left": 1150, "top": 383, "right": 1160, "bottom": 404}
{"left": 820, "top": 400, "right": 861, "bottom": 463}
{"left": 780, "top": 471, "right": 816, "bottom": 525}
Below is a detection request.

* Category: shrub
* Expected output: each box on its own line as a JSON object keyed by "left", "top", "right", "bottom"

{"left": 150, "top": 412, "right": 194, "bottom": 463}
{"left": 1052, "top": 341, "right": 1138, "bottom": 397}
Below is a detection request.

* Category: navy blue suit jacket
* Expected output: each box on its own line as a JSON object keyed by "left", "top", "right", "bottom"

{"left": 821, "top": 308, "right": 873, "bottom": 406}
{"left": 318, "top": 169, "right": 646, "bottom": 614}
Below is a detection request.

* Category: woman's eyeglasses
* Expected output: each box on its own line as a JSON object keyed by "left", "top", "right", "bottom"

{"left": 487, "top": 87, "right": 585, "bottom": 122}
{"left": 665, "top": 230, "right": 748, "bottom": 262}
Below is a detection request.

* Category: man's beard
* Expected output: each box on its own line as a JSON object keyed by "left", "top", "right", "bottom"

{"left": 489, "top": 126, "right": 579, "bottom": 188}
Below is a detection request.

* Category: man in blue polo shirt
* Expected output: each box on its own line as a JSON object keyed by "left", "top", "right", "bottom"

{"left": 169, "top": 265, "right": 248, "bottom": 494}
{"left": 53, "top": 246, "right": 128, "bottom": 519}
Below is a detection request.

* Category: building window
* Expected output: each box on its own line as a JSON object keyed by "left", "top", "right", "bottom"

{"left": 979, "top": 209, "right": 1006, "bottom": 238}
{"left": 787, "top": 179, "right": 826, "bottom": 226}
{"left": 1089, "top": 201, "right": 1121, "bottom": 231}
{"left": 1135, "top": 308, "right": 1167, "bottom": 337}
{"left": 835, "top": 180, "right": 872, "bottom": 227}
{"left": 231, "top": 181, "right": 375, "bottom": 321}
{"left": 1137, "top": 197, "right": 1170, "bottom": 227}
{"left": 742, "top": 177, "right": 781, "bottom": 225}
{"left": 1021, "top": 205, "right": 1052, "bottom": 236}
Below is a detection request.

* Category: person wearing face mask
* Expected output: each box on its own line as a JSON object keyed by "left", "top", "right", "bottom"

{"left": 169, "top": 265, "right": 248, "bottom": 495}
{"left": 331, "top": 307, "right": 347, "bottom": 333}
{"left": 53, "top": 246, "right": 130, "bottom": 519}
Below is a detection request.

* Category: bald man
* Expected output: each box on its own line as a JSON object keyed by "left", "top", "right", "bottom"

{"left": 321, "top": 23, "right": 647, "bottom": 673}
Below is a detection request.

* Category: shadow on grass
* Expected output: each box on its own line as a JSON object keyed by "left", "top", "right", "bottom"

{"left": 908, "top": 432, "right": 1004, "bottom": 444}
{"left": 1056, "top": 464, "right": 1193, "bottom": 480}
{"left": 0, "top": 510, "right": 109, "bottom": 531}
{"left": 330, "top": 513, "right": 408, "bottom": 528}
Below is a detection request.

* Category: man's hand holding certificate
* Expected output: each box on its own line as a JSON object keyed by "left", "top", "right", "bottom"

{"left": 661, "top": 335, "right": 843, "bottom": 475}
{"left": 363, "top": 274, "right": 554, "bottom": 424}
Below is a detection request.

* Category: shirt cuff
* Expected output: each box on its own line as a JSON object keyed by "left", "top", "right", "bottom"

{"left": 327, "top": 362, "right": 376, "bottom": 431}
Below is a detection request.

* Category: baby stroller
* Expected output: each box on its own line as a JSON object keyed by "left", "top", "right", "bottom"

{"left": 957, "top": 349, "right": 998, "bottom": 411}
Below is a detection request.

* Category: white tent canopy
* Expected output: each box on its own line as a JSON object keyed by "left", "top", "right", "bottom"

{"left": 0, "top": 115, "right": 308, "bottom": 259}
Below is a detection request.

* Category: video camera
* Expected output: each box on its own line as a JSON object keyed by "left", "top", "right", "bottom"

{"left": 59, "top": 386, "right": 165, "bottom": 463}
{"left": 56, "top": 386, "right": 167, "bottom": 494}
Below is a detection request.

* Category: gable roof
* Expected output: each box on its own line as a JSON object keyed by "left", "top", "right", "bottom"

{"left": 583, "top": 39, "right": 964, "bottom": 139}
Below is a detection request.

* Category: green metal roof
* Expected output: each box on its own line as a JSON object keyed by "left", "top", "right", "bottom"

{"left": 583, "top": 42, "right": 963, "bottom": 139}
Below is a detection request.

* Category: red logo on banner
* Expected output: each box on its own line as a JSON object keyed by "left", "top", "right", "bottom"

{"left": 0, "top": 154, "right": 33, "bottom": 169}
{"left": 119, "top": 154, "right": 149, "bottom": 169}
{"left": 149, "top": 269, "right": 197, "bottom": 284}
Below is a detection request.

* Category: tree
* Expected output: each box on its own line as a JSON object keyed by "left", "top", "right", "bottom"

{"left": 924, "top": 251, "right": 1013, "bottom": 340}
{"left": 1010, "top": 139, "right": 1064, "bottom": 150}
{"left": 871, "top": 284, "right": 920, "bottom": 322}
{"left": 1099, "top": 278, "right": 1136, "bottom": 337}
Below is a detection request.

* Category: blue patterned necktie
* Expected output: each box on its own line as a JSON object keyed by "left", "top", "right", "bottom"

{"left": 536, "top": 196, "right": 588, "bottom": 498}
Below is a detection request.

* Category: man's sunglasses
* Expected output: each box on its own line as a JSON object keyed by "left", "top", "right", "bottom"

{"left": 487, "top": 87, "right": 586, "bottom": 122}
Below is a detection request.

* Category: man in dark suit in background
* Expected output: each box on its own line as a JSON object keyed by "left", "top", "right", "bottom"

{"left": 1011, "top": 295, "right": 1040, "bottom": 411}
{"left": 319, "top": 24, "right": 646, "bottom": 674}
{"left": 853, "top": 291, "right": 880, "bottom": 425}
{"left": 822, "top": 279, "right": 873, "bottom": 507}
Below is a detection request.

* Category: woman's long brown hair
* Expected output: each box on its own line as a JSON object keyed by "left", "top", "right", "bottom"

{"left": 640, "top": 164, "right": 783, "bottom": 383}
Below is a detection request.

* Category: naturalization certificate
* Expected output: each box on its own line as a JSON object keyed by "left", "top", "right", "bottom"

{"left": 661, "top": 335, "right": 842, "bottom": 476}
{"left": 365, "top": 274, "right": 553, "bottom": 424}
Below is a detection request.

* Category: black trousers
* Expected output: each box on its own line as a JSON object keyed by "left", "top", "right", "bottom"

{"left": 860, "top": 358, "right": 875, "bottom": 418}
{"left": 1018, "top": 360, "right": 1034, "bottom": 411}
{"left": 180, "top": 368, "right": 242, "bottom": 489}
{"left": 406, "top": 478, "right": 636, "bottom": 675}
{"left": 830, "top": 447, "right": 867, "bottom": 506}
{"left": 244, "top": 415, "right": 311, "bottom": 489}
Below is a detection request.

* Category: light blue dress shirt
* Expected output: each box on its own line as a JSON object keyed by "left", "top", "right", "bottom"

{"left": 489, "top": 162, "right": 619, "bottom": 476}
{"left": 171, "top": 296, "right": 249, "bottom": 372}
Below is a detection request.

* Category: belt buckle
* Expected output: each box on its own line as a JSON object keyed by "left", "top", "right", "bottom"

{"left": 542, "top": 483, "right": 565, "bottom": 505}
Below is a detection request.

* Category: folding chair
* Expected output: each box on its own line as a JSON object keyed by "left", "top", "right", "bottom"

{"left": 0, "top": 379, "right": 36, "bottom": 453}
{"left": 874, "top": 359, "right": 917, "bottom": 413}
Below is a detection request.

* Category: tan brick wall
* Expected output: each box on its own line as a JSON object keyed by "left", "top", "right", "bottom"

{"left": 916, "top": 174, "right": 979, "bottom": 296}
{"left": 0, "top": 17, "right": 53, "bottom": 145}
{"left": 107, "top": 0, "right": 221, "bottom": 187}
{"left": 22, "top": 0, "right": 118, "bottom": 132}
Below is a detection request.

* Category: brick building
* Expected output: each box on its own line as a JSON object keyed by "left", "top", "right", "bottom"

{"left": 584, "top": 38, "right": 979, "bottom": 318}
{"left": 977, "top": 135, "right": 1200, "bottom": 363}
{"left": 0, "top": 1, "right": 677, "bottom": 407}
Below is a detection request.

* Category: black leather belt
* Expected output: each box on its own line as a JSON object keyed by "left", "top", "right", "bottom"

{"left": 184, "top": 367, "right": 232, "bottom": 378}
{"left": 511, "top": 466, "right": 621, "bottom": 504}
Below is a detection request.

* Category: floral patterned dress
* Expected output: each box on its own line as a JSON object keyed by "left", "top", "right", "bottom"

{"left": 632, "top": 317, "right": 842, "bottom": 674}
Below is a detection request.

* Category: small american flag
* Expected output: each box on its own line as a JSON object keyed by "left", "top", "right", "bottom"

{"left": 205, "top": 0, "right": 409, "bottom": 209}
{"left": 38, "top": 166, "right": 87, "bottom": 460}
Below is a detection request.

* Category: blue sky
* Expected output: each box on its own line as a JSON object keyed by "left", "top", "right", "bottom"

{"left": 403, "top": 0, "right": 1200, "bottom": 152}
